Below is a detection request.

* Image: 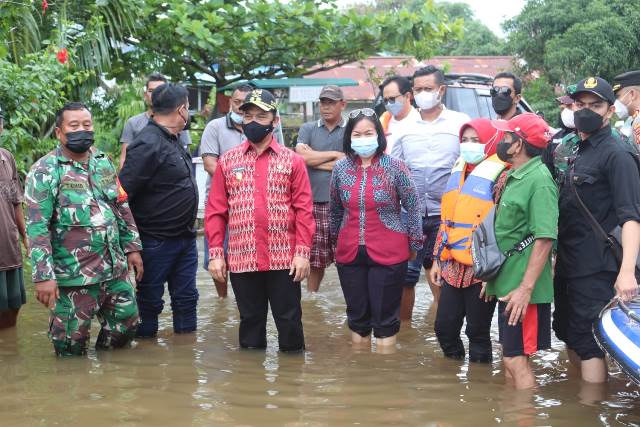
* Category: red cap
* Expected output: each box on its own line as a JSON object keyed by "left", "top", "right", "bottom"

{"left": 491, "top": 113, "right": 552, "bottom": 149}
{"left": 459, "top": 118, "right": 504, "bottom": 157}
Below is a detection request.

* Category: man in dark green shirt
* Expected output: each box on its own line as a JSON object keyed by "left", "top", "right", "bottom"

{"left": 488, "top": 113, "right": 558, "bottom": 389}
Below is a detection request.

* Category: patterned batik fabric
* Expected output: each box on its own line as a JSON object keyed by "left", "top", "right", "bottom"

{"left": 206, "top": 139, "right": 315, "bottom": 273}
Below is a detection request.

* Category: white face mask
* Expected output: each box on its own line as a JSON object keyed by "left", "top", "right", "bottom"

{"left": 561, "top": 108, "right": 575, "bottom": 129}
{"left": 460, "top": 142, "right": 486, "bottom": 165}
{"left": 614, "top": 97, "right": 630, "bottom": 121}
{"left": 414, "top": 90, "right": 441, "bottom": 110}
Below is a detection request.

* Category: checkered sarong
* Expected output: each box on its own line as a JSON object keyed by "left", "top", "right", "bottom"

{"left": 310, "top": 202, "right": 334, "bottom": 268}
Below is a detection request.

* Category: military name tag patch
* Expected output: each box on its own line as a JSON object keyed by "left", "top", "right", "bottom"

{"left": 61, "top": 181, "right": 87, "bottom": 190}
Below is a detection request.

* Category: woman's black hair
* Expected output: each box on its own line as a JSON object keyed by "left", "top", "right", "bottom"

{"left": 342, "top": 113, "right": 387, "bottom": 158}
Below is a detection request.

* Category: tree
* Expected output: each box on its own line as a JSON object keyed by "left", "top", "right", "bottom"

{"left": 435, "top": 2, "right": 507, "bottom": 56}
{"left": 126, "top": 0, "right": 461, "bottom": 89}
{"left": 504, "top": 0, "right": 640, "bottom": 83}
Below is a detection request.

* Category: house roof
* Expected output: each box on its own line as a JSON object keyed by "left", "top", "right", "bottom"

{"left": 306, "top": 56, "right": 516, "bottom": 101}
{"left": 219, "top": 77, "right": 358, "bottom": 91}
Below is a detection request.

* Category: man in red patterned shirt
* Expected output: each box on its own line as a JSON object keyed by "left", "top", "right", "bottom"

{"left": 205, "top": 89, "right": 315, "bottom": 352}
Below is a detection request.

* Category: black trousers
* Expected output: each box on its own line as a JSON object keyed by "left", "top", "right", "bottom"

{"left": 434, "top": 280, "right": 497, "bottom": 363}
{"left": 336, "top": 246, "right": 407, "bottom": 338}
{"left": 229, "top": 270, "right": 304, "bottom": 352}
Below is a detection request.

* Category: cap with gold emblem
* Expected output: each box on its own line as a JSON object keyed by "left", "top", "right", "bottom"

{"left": 240, "top": 89, "right": 278, "bottom": 112}
{"left": 612, "top": 70, "right": 640, "bottom": 93}
{"left": 570, "top": 77, "right": 615, "bottom": 105}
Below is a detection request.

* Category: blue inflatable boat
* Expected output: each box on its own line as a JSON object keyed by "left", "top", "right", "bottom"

{"left": 594, "top": 297, "right": 640, "bottom": 385}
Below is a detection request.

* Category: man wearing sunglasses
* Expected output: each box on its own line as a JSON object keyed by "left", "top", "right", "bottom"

{"left": 391, "top": 65, "right": 470, "bottom": 320}
{"left": 491, "top": 72, "right": 523, "bottom": 120}
{"left": 119, "top": 73, "right": 192, "bottom": 169}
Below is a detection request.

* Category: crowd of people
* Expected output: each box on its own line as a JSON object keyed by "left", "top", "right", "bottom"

{"left": 1, "top": 65, "right": 640, "bottom": 391}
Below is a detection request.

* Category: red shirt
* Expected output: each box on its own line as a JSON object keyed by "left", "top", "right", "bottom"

{"left": 205, "top": 138, "right": 315, "bottom": 273}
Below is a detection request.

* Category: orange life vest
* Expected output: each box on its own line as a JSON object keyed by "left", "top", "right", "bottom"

{"left": 438, "top": 154, "right": 507, "bottom": 266}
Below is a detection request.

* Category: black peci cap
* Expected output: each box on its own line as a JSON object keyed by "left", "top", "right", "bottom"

{"left": 570, "top": 77, "right": 616, "bottom": 105}
{"left": 612, "top": 70, "right": 640, "bottom": 93}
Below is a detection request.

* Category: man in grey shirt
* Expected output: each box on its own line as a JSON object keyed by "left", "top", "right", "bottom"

{"left": 200, "top": 84, "right": 252, "bottom": 298}
{"left": 119, "top": 73, "right": 191, "bottom": 169}
{"left": 295, "top": 85, "right": 346, "bottom": 293}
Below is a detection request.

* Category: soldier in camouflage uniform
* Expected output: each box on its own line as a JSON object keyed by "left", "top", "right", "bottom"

{"left": 24, "top": 102, "right": 144, "bottom": 356}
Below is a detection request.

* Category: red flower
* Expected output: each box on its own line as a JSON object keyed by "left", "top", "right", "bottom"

{"left": 56, "top": 48, "right": 68, "bottom": 64}
{"left": 42, "top": 0, "right": 48, "bottom": 15}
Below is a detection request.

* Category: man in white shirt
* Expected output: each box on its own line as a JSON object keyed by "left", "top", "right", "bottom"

{"left": 379, "top": 76, "right": 421, "bottom": 154}
{"left": 391, "top": 65, "right": 470, "bottom": 321}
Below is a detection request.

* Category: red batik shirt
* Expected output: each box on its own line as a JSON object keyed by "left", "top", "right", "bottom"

{"left": 205, "top": 138, "right": 315, "bottom": 273}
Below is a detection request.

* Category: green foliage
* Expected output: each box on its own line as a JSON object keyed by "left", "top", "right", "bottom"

{"left": 504, "top": 0, "right": 640, "bottom": 83}
{"left": 0, "top": 53, "right": 91, "bottom": 176}
{"left": 435, "top": 2, "right": 507, "bottom": 55}
{"left": 522, "top": 76, "right": 559, "bottom": 127}
{"left": 130, "top": 0, "right": 461, "bottom": 87}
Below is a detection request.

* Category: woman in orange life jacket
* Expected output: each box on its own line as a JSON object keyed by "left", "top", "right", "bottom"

{"left": 430, "top": 118, "right": 507, "bottom": 363}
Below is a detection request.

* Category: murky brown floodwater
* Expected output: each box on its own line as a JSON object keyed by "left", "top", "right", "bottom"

{"left": 2, "top": 240, "right": 640, "bottom": 427}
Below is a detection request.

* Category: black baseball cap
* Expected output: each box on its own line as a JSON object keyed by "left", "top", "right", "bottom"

{"left": 570, "top": 77, "right": 616, "bottom": 105}
{"left": 240, "top": 89, "right": 278, "bottom": 112}
{"left": 612, "top": 70, "right": 640, "bottom": 93}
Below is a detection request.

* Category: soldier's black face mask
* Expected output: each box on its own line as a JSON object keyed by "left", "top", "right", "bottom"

{"left": 574, "top": 108, "right": 604, "bottom": 134}
{"left": 65, "top": 130, "right": 94, "bottom": 153}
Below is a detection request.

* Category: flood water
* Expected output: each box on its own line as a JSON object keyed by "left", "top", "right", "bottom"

{"left": 2, "top": 245, "right": 640, "bottom": 426}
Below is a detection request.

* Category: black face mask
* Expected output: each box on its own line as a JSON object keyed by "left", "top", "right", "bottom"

{"left": 242, "top": 120, "right": 274, "bottom": 144}
{"left": 496, "top": 141, "right": 514, "bottom": 163}
{"left": 574, "top": 108, "right": 603, "bottom": 134}
{"left": 492, "top": 94, "right": 513, "bottom": 115}
{"left": 65, "top": 130, "right": 94, "bottom": 154}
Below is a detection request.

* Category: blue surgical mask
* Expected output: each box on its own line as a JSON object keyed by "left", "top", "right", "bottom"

{"left": 385, "top": 99, "right": 405, "bottom": 117}
{"left": 230, "top": 111, "right": 243, "bottom": 125}
{"left": 351, "top": 135, "right": 379, "bottom": 157}
{"left": 460, "top": 142, "right": 486, "bottom": 165}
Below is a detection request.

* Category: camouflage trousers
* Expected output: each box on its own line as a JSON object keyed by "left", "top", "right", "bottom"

{"left": 49, "top": 276, "right": 139, "bottom": 356}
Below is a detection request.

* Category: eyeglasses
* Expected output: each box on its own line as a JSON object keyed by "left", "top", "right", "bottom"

{"left": 383, "top": 94, "right": 404, "bottom": 104}
{"left": 348, "top": 108, "right": 377, "bottom": 119}
{"left": 490, "top": 86, "right": 512, "bottom": 97}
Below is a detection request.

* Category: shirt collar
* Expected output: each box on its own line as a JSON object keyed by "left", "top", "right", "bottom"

{"left": 241, "top": 136, "right": 281, "bottom": 154}
{"left": 508, "top": 156, "right": 542, "bottom": 180}
{"left": 583, "top": 125, "right": 612, "bottom": 147}
{"left": 317, "top": 118, "right": 347, "bottom": 128}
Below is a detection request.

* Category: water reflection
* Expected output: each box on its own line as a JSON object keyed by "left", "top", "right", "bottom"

{"left": 1, "top": 258, "right": 640, "bottom": 426}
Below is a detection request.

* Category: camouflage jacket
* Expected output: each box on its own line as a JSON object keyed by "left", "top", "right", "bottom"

{"left": 25, "top": 147, "right": 142, "bottom": 287}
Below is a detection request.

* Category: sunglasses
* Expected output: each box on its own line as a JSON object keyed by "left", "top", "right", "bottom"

{"left": 383, "top": 94, "right": 405, "bottom": 104}
{"left": 490, "top": 86, "right": 512, "bottom": 97}
{"left": 348, "top": 108, "right": 377, "bottom": 119}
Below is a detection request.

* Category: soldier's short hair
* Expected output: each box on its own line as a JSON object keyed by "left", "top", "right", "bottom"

{"left": 55, "top": 102, "right": 90, "bottom": 128}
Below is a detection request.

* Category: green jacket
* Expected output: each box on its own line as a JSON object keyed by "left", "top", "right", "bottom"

{"left": 25, "top": 147, "right": 142, "bottom": 287}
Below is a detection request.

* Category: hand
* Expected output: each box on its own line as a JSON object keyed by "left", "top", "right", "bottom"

{"left": 35, "top": 280, "right": 59, "bottom": 309}
{"left": 479, "top": 282, "right": 493, "bottom": 302}
{"left": 208, "top": 258, "right": 227, "bottom": 283}
{"left": 409, "top": 250, "right": 417, "bottom": 261}
{"left": 297, "top": 143, "right": 311, "bottom": 151}
{"left": 289, "top": 256, "right": 310, "bottom": 282}
{"left": 336, "top": 151, "right": 346, "bottom": 160}
{"left": 615, "top": 270, "right": 639, "bottom": 302}
{"left": 429, "top": 262, "right": 442, "bottom": 287}
{"left": 499, "top": 285, "right": 532, "bottom": 326}
{"left": 127, "top": 251, "right": 144, "bottom": 283}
